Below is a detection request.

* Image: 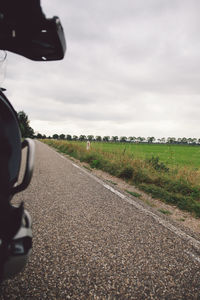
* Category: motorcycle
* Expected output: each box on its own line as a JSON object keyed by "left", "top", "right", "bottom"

{"left": 0, "top": 0, "right": 66, "bottom": 281}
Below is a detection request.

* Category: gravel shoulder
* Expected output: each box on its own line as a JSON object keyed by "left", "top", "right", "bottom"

{"left": 64, "top": 150, "right": 200, "bottom": 237}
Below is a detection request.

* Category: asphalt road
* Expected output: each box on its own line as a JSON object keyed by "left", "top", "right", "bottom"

{"left": 1, "top": 141, "right": 200, "bottom": 299}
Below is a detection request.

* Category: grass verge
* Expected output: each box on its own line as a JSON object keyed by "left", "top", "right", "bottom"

{"left": 42, "top": 139, "right": 200, "bottom": 218}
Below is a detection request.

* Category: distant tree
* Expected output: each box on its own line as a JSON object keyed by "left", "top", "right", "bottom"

{"left": 59, "top": 134, "right": 65, "bottom": 140}
{"left": 87, "top": 135, "right": 94, "bottom": 141}
{"left": 128, "top": 136, "right": 137, "bottom": 143}
{"left": 132, "top": 136, "right": 137, "bottom": 143}
{"left": 96, "top": 136, "right": 102, "bottom": 142}
{"left": 103, "top": 136, "right": 110, "bottom": 142}
{"left": 177, "top": 138, "right": 182, "bottom": 144}
{"left": 120, "top": 136, "right": 127, "bottom": 142}
{"left": 79, "top": 135, "right": 86, "bottom": 141}
{"left": 137, "top": 137, "right": 145, "bottom": 143}
{"left": 66, "top": 134, "right": 72, "bottom": 141}
{"left": 73, "top": 135, "right": 78, "bottom": 141}
{"left": 42, "top": 134, "right": 47, "bottom": 139}
{"left": 147, "top": 137, "right": 155, "bottom": 143}
{"left": 18, "top": 111, "right": 34, "bottom": 138}
{"left": 36, "top": 133, "right": 43, "bottom": 139}
{"left": 187, "top": 137, "right": 197, "bottom": 144}
{"left": 161, "top": 137, "right": 166, "bottom": 143}
{"left": 181, "top": 137, "right": 188, "bottom": 144}
{"left": 192, "top": 138, "right": 197, "bottom": 145}
{"left": 167, "top": 137, "right": 176, "bottom": 144}
{"left": 53, "top": 134, "right": 59, "bottom": 139}
{"left": 111, "top": 136, "right": 118, "bottom": 142}
{"left": 29, "top": 127, "right": 34, "bottom": 138}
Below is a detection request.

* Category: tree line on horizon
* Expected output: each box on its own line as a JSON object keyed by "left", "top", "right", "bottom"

{"left": 35, "top": 133, "right": 200, "bottom": 145}
{"left": 18, "top": 111, "right": 200, "bottom": 145}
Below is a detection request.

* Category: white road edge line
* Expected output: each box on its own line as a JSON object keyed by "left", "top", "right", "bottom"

{"left": 52, "top": 148, "right": 200, "bottom": 259}
{"left": 70, "top": 162, "right": 200, "bottom": 251}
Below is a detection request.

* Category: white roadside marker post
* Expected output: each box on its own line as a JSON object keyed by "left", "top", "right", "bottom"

{"left": 86, "top": 141, "right": 91, "bottom": 150}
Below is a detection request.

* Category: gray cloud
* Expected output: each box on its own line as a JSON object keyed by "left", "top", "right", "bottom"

{"left": 3, "top": 0, "right": 200, "bottom": 138}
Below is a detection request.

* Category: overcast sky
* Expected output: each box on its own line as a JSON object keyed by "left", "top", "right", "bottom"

{"left": 2, "top": 0, "right": 200, "bottom": 139}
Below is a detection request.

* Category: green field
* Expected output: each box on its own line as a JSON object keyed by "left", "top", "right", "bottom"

{"left": 43, "top": 139, "right": 200, "bottom": 218}
{"left": 85, "top": 142, "right": 200, "bottom": 169}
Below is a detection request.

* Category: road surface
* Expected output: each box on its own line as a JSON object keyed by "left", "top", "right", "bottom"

{"left": 1, "top": 141, "right": 200, "bottom": 299}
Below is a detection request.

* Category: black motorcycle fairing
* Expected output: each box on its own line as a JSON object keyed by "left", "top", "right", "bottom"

{"left": 0, "top": 0, "right": 65, "bottom": 281}
{"left": 0, "top": 91, "right": 34, "bottom": 281}
{"left": 0, "top": 90, "right": 21, "bottom": 198}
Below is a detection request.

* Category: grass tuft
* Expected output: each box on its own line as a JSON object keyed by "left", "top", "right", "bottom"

{"left": 119, "top": 167, "right": 134, "bottom": 179}
{"left": 158, "top": 209, "right": 172, "bottom": 215}
{"left": 107, "top": 180, "right": 117, "bottom": 185}
{"left": 125, "top": 190, "right": 141, "bottom": 198}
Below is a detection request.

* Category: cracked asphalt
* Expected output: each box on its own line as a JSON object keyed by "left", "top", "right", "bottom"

{"left": 1, "top": 141, "right": 200, "bottom": 299}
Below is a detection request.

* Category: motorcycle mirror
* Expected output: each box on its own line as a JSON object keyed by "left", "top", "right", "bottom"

{"left": 11, "top": 139, "right": 35, "bottom": 195}
{"left": 1, "top": 17, "right": 66, "bottom": 61}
